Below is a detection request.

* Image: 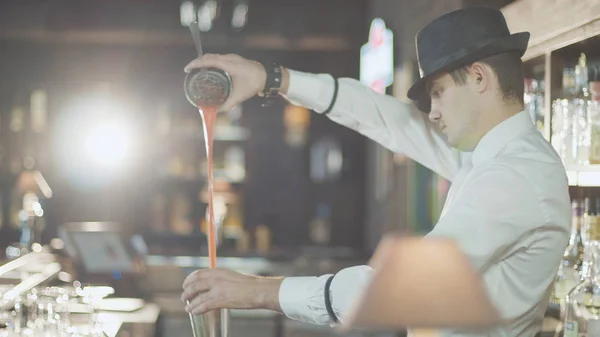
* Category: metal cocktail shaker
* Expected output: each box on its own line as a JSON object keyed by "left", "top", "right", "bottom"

{"left": 184, "top": 20, "right": 232, "bottom": 109}
{"left": 189, "top": 308, "right": 230, "bottom": 337}
{"left": 184, "top": 67, "right": 232, "bottom": 108}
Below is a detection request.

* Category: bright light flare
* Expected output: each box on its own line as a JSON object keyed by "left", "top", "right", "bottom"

{"left": 84, "top": 122, "right": 133, "bottom": 169}
{"left": 53, "top": 93, "right": 139, "bottom": 190}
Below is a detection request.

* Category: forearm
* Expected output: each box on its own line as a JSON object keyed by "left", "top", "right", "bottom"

{"left": 278, "top": 265, "right": 373, "bottom": 326}
{"left": 256, "top": 276, "right": 284, "bottom": 313}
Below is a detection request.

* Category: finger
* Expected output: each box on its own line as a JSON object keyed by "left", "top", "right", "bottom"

{"left": 222, "top": 53, "right": 241, "bottom": 61}
{"left": 182, "top": 269, "right": 210, "bottom": 289}
{"left": 184, "top": 54, "right": 225, "bottom": 73}
{"left": 181, "top": 281, "right": 211, "bottom": 302}
{"left": 185, "top": 291, "right": 209, "bottom": 313}
{"left": 217, "top": 97, "right": 239, "bottom": 113}
{"left": 186, "top": 291, "right": 221, "bottom": 315}
{"left": 191, "top": 299, "right": 220, "bottom": 315}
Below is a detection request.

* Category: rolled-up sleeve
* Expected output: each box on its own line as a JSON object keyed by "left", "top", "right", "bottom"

{"left": 278, "top": 265, "right": 373, "bottom": 325}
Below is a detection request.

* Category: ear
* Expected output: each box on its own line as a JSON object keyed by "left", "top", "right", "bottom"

{"left": 469, "top": 62, "right": 489, "bottom": 94}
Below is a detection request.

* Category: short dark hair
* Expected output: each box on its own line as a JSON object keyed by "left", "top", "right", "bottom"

{"left": 449, "top": 51, "right": 524, "bottom": 104}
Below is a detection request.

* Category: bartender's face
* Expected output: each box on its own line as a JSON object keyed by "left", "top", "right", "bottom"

{"left": 426, "top": 71, "right": 480, "bottom": 151}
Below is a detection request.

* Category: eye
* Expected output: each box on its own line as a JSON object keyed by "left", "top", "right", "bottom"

{"left": 430, "top": 88, "right": 442, "bottom": 99}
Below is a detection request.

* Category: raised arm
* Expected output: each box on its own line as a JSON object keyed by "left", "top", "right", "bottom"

{"left": 282, "top": 69, "right": 462, "bottom": 180}
{"left": 184, "top": 54, "right": 462, "bottom": 181}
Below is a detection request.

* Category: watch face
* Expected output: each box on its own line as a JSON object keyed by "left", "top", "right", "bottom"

{"left": 264, "top": 64, "right": 282, "bottom": 97}
{"left": 184, "top": 67, "right": 232, "bottom": 108}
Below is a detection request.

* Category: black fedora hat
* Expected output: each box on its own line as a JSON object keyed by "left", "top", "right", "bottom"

{"left": 407, "top": 7, "right": 530, "bottom": 113}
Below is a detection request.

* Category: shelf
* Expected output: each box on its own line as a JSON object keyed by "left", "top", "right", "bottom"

{"left": 0, "top": 28, "right": 353, "bottom": 52}
{"left": 213, "top": 125, "right": 251, "bottom": 141}
{"left": 502, "top": 0, "right": 600, "bottom": 189}
{"left": 154, "top": 174, "right": 244, "bottom": 187}
{"left": 502, "top": 0, "right": 600, "bottom": 61}
{"left": 167, "top": 125, "right": 250, "bottom": 142}
{"left": 566, "top": 165, "right": 600, "bottom": 186}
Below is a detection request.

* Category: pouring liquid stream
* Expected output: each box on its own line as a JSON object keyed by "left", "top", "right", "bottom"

{"left": 187, "top": 105, "right": 219, "bottom": 337}
{"left": 199, "top": 106, "right": 218, "bottom": 269}
{"left": 189, "top": 22, "right": 217, "bottom": 265}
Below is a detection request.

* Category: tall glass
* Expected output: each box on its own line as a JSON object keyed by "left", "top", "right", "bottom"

{"left": 189, "top": 309, "right": 230, "bottom": 337}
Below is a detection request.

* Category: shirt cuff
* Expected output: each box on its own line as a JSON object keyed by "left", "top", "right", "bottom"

{"left": 279, "top": 276, "right": 321, "bottom": 323}
{"left": 282, "top": 69, "right": 336, "bottom": 114}
{"left": 278, "top": 275, "right": 332, "bottom": 325}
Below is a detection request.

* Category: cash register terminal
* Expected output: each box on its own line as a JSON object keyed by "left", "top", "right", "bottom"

{"left": 58, "top": 221, "right": 150, "bottom": 311}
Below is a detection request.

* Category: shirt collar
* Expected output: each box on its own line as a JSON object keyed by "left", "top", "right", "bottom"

{"left": 470, "top": 110, "right": 534, "bottom": 166}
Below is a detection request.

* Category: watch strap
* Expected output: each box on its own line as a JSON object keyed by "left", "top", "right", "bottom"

{"left": 260, "top": 62, "right": 282, "bottom": 98}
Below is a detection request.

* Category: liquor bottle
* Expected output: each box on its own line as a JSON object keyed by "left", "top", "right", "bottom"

{"left": 574, "top": 53, "right": 592, "bottom": 165}
{"left": 589, "top": 82, "right": 600, "bottom": 164}
{"left": 563, "top": 214, "right": 600, "bottom": 336}
{"left": 310, "top": 136, "right": 343, "bottom": 183}
{"left": 552, "top": 68, "right": 577, "bottom": 165}
{"left": 582, "top": 198, "right": 593, "bottom": 247}
{"left": 535, "top": 79, "right": 546, "bottom": 134}
{"left": 309, "top": 203, "right": 332, "bottom": 245}
{"left": 29, "top": 89, "right": 47, "bottom": 134}
{"left": 255, "top": 224, "right": 272, "bottom": 254}
{"left": 554, "top": 200, "right": 585, "bottom": 304}
{"left": 581, "top": 198, "right": 595, "bottom": 278}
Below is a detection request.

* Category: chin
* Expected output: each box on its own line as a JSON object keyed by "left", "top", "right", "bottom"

{"left": 455, "top": 143, "right": 477, "bottom": 152}
{"left": 446, "top": 136, "right": 458, "bottom": 148}
{"left": 449, "top": 138, "right": 474, "bottom": 151}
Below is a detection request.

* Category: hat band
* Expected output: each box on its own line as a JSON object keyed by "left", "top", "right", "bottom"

{"left": 418, "top": 43, "right": 486, "bottom": 79}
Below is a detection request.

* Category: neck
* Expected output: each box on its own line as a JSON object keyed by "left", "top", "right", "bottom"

{"left": 471, "top": 99, "right": 524, "bottom": 147}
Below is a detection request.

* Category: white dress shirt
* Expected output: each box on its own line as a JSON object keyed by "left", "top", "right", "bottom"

{"left": 277, "top": 70, "right": 572, "bottom": 337}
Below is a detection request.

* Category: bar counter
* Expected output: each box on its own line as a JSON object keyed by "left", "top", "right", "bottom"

{"left": 0, "top": 249, "right": 562, "bottom": 337}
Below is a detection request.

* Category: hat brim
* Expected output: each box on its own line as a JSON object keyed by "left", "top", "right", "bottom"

{"left": 407, "top": 32, "right": 530, "bottom": 113}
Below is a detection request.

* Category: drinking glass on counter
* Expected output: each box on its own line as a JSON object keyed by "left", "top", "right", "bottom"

{"left": 0, "top": 284, "right": 114, "bottom": 337}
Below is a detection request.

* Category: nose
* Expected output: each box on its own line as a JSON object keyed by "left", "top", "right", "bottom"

{"left": 428, "top": 107, "right": 441, "bottom": 123}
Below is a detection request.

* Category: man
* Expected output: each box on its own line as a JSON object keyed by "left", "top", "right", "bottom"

{"left": 181, "top": 7, "right": 571, "bottom": 336}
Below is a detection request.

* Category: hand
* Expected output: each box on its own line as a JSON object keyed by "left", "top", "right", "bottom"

{"left": 184, "top": 54, "right": 267, "bottom": 113}
{"left": 181, "top": 268, "right": 284, "bottom": 315}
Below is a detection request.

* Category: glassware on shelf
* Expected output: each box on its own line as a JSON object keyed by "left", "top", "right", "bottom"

{"left": 0, "top": 298, "right": 16, "bottom": 337}
{"left": 563, "top": 212, "right": 600, "bottom": 336}
{"left": 73, "top": 285, "right": 114, "bottom": 337}
{"left": 574, "top": 53, "right": 592, "bottom": 165}
{"left": 589, "top": 81, "right": 600, "bottom": 164}
{"left": 554, "top": 199, "right": 585, "bottom": 310}
{"left": 552, "top": 68, "right": 577, "bottom": 166}
{"left": 0, "top": 285, "right": 81, "bottom": 337}
{"left": 551, "top": 54, "right": 593, "bottom": 167}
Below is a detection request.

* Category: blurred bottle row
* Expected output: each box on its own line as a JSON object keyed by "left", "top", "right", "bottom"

{"left": 524, "top": 53, "right": 600, "bottom": 167}
{"left": 552, "top": 197, "right": 600, "bottom": 331}
{"left": 550, "top": 54, "right": 600, "bottom": 166}
{"left": 524, "top": 76, "right": 545, "bottom": 134}
{"left": 153, "top": 103, "right": 248, "bottom": 183}
{"left": 148, "top": 102, "right": 248, "bottom": 245}
{"left": 148, "top": 101, "right": 345, "bottom": 254}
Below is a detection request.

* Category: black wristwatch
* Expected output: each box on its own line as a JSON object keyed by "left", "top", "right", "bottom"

{"left": 259, "top": 62, "right": 282, "bottom": 98}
